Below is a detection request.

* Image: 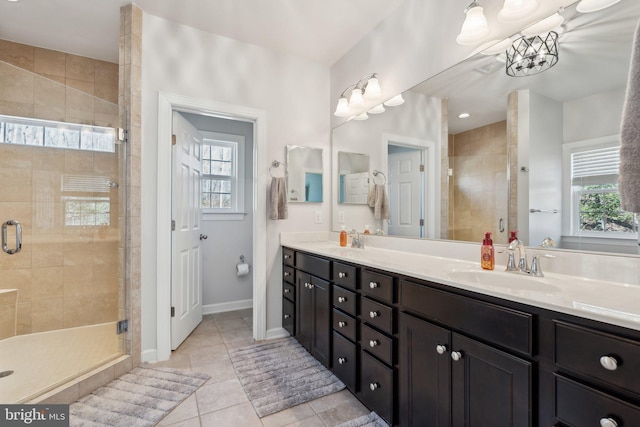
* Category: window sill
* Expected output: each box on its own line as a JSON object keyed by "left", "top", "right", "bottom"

{"left": 203, "top": 212, "right": 247, "bottom": 221}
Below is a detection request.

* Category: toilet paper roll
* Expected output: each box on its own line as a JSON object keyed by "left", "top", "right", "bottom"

{"left": 236, "top": 263, "right": 250, "bottom": 277}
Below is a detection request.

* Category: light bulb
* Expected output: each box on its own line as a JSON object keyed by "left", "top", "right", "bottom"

{"left": 364, "top": 77, "right": 381, "bottom": 99}
{"left": 350, "top": 88, "right": 364, "bottom": 108}
{"left": 498, "top": 0, "right": 539, "bottom": 23}
{"left": 369, "top": 104, "right": 386, "bottom": 114}
{"left": 576, "top": 0, "right": 621, "bottom": 13}
{"left": 354, "top": 112, "right": 369, "bottom": 121}
{"left": 383, "top": 94, "right": 405, "bottom": 107}
{"left": 334, "top": 97, "right": 350, "bottom": 117}
{"left": 456, "top": 3, "right": 489, "bottom": 45}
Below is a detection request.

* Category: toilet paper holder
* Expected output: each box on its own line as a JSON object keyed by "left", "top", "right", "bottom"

{"left": 236, "top": 255, "right": 250, "bottom": 276}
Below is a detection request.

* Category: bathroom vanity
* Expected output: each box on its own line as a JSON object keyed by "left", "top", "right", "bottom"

{"left": 281, "top": 241, "right": 640, "bottom": 427}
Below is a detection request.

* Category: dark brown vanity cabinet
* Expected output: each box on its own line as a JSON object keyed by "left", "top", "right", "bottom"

{"left": 331, "top": 261, "right": 359, "bottom": 392}
{"left": 296, "top": 269, "right": 331, "bottom": 368}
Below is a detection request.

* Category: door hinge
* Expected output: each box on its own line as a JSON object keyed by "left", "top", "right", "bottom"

{"left": 171, "top": 306, "right": 175, "bottom": 317}
{"left": 118, "top": 128, "right": 128, "bottom": 143}
{"left": 171, "top": 220, "right": 176, "bottom": 231}
{"left": 420, "top": 164, "right": 425, "bottom": 172}
{"left": 117, "top": 319, "right": 129, "bottom": 334}
{"left": 171, "top": 134, "right": 177, "bottom": 146}
{"left": 420, "top": 219, "right": 424, "bottom": 226}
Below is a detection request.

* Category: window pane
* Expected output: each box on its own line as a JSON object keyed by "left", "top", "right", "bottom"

{"left": 6, "top": 123, "right": 44, "bottom": 145}
{"left": 212, "top": 160, "right": 231, "bottom": 175}
{"left": 579, "top": 189, "right": 637, "bottom": 233}
{"left": 202, "top": 144, "right": 211, "bottom": 160}
{"left": 211, "top": 145, "right": 223, "bottom": 160}
{"left": 0, "top": 122, "right": 4, "bottom": 143}
{"left": 201, "top": 193, "right": 211, "bottom": 208}
{"left": 220, "top": 180, "right": 231, "bottom": 193}
{"left": 46, "top": 127, "right": 80, "bottom": 149}
{"left": 220, "top": 146, "right": 232, "bottom": 161}
{"left": 212, "top": 194, "right": 221, "bottom": 208}
{"left": 202, "top": 179, "right": 211, "bottom": 192}
{"left": 221, "top": 194, "right": 231, "bottom": 208}
{"left": 202, "top": 160, "right": 211, "bottom": 175}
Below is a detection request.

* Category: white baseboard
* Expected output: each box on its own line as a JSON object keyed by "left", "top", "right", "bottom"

{"left": 141, "top": 348, "right": 158, "bottom": 363}
{"left": 203, "top": 299, "right": 253, "bottom": 315}
{"left": 266, "top": 327, "right": 290, "bottom": 340}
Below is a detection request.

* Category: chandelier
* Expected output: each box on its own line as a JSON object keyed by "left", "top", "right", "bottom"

{"left": 505, "top": 31, "right": 558, "bottom": 77}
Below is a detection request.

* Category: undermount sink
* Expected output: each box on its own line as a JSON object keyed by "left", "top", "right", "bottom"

{"left": 448, "top": 270, "right": 562, "bottom": 294}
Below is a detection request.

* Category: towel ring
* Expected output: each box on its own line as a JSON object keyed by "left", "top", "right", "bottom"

{"left": 372, "top": 170, "right": 387, "bottom": 185}
{"left": 269, "top": 160, "right": 288, "bottom": 178}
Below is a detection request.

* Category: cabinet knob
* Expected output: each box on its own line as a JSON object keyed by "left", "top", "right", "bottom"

{"left": 338, "top": 321, "right": 346, "bottom": 328}
{"left": 284, "top": 254, "right": 290, "bottom": 259}
{"left": 338, "top": 296, "right": 346, "bottom": 303}
{"left": 284, "top": 314, "right": 290, "bottom": 319}
{"left": 369, "top": 311, "right": 379, "bottom": 319}
{"left": 600, "top": 418, "right": 618, "bottom": 427}
{"left": 284, "top": 272, "right": 290, "bottom": 277}
{"left": 436, "top": 344, "right": 447, "bottom": 355}
{"left": 451, "top": 351, "right": 462, "bottom": 362}
{"left": 600, "top": 355, "right": 619, "bottom": 371}
{"left": 369, "top": 382, "right": 380, "bottom": 391}
{"left": 369, "top": 339, "right": 379, "bottom": 348}
{"left": 338, "top": 272, "right": 347, "bottom": 278}
{"left": 284, "top": 289, "right": 290, "bottom": 293}
{"left": 338, "top": 357, "right": 346, "bottom": 365}
{"left": 369, "top": 281, "right": 378, "bottom": 289}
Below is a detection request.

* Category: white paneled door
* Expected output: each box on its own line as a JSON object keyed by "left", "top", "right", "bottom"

{"left": 171, "top": 112, "right": 204, "bottom": 349}
{"left": 388, "top": 148, "right": 423, "bottom": 237}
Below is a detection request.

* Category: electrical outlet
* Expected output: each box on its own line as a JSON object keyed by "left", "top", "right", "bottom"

{"left": 338, "top": 211, "right": 345, "bottom": 223}
{"left": 315, "top": 210, "right": 322, "bottom": 224}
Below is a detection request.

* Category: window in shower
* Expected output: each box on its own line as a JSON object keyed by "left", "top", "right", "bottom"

{"left": 0, "top": 114, "right": 116, "bottom": 152}
{"left": 64, "top": 196, "right": 111, "bottom": 226}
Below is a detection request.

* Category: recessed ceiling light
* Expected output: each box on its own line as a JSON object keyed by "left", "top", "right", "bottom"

{"left": 458, "top": 113, "right": 471, "bottom": 119}
{"left": 7, "top": 0, "right": 20, "bottom": 3}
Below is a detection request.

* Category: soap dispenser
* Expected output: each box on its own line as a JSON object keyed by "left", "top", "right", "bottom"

{"left": 481, "top": 232, "right": 494, "bottom": 270}
{"left": 339, "top": 226, "right": 347, "bottom": 247}
{"left": 509, "top": 230, "right": 519, "bottom": 243}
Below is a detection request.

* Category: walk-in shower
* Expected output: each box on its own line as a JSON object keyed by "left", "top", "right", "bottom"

{"left": 0, "top": 54, "right": 128, "bottom": 403}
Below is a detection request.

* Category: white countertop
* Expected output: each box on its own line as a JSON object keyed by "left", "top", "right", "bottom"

{"left": 282, "top": 238, "right": 640, "bottom": 332}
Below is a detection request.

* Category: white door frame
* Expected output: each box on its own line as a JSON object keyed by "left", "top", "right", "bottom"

{"left": 382, "top": 133, "right": 440, "bottom": 239}
{"left": 157, "top": 92, "right": 267, "bottom": 361}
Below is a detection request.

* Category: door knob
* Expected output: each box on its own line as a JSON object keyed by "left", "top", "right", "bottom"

{"left": 199, "top": 234, "right": 208, "bottom": 240}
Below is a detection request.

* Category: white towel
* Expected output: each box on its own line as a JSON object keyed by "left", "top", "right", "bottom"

{"left": 269, "top": 177, "right": 288, "bottom": 220}
{"left": 620, "top": 18, "right": 640, "bottom": 213}
{"left": 372, "top": 184, "right": 389, "bottom": 220}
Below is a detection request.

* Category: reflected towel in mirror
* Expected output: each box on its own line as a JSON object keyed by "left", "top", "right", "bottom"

{"left": 270, "top": 177, "right": 288, "bottom": 220}
{"left": 620, "top": 18, "right": 640, "bottom": 213}
{"left": 368, "top": 184, "right": 389, "bottom": 220}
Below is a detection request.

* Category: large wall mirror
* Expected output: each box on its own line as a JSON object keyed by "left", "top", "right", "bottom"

{"left": 286, "top": 145, "right": 323, "bottom": 203}
{"left": 332, "top": 0, "right": 640, "bottom": 254}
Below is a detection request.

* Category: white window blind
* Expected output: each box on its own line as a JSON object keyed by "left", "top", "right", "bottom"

{"left": 571, "top": 145, "right": 620, "bottom": 186}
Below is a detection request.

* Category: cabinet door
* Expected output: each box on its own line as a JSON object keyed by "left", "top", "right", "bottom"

{"left": 297, "top": 272, "right": 313, "bottom": 351}
{"left": 399, "top": 312, "right": 451, "bottom": 427}
{"left": 451, "top": 333, "right": 532, "bottom": 427}
{"left": 312, "top": 276, "right": 331, "bottom": 367}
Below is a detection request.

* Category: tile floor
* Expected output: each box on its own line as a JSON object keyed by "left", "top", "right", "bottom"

{"left": 154, "top": 309, "right": 370, "bottom": 427}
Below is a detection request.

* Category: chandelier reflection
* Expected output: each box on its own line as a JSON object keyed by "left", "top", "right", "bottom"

{"left": 506, "top": 31, "right": 559, "bottom": 77}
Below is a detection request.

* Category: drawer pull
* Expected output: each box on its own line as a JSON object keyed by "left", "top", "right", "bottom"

{"left": 436, "top": 344, "right": 447, "bottom": 355}
{"left": 338, "top": 357, "right": 346, "bottom": 365}
{"left": 599, "top": 355, "right": 619, "bottom": 371}
{"left": 369, "top": 311, "right": 379, "bottom": 319}
{"left": 338, "top": 272, "right": 347, "bottom": 278}
{"left": 305, "top": 282, "right": 314, "bottom": 289}
{"left": 284, "top": 254, "right": 291, "bottom": 259}
{"left": 600, "top": 418, "right": 618, "bottom": 427}
{"left": 338, "top": 296, "right": 346, "bottom": 303}
{"left": 284, "top": 314, "right": 290, "bottom": 319}
{"left": 284, "top": 289, "right": 291, "bottom": 293}
{"left": 369, "top": 339, "right": 379, "bottom": 348}
{"left": 284, "top": 272, "right": 290, "bottom": 277}
{"left": 369, "top": 382, "right": 380, "bottom": 391}
{"left": 451, "top": 351, "right": 462, "bottom": 362}
{"left": 338, "top": 321, "right": 346, "bottom": 328}
{"left": 369, "top": 281, "right": 378, "bottom": 289}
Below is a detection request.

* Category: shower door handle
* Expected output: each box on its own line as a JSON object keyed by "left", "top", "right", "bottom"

{"left": 2, "top": 220, "right": 22, "bottom": 255}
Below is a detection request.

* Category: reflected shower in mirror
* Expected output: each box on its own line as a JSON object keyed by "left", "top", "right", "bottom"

{"left": 337, "top": 151, "right": 370, "bottom": 205}
{"left": 286, "top": 145, "right": 323, "bottom": 203}
{"left": 331, "top": 0, "right": 640, "bottom": 254}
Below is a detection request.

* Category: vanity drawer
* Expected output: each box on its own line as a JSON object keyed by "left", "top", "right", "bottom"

{"left": 296, "top": 252, "right": 330, "bottom": 280}
{"left": 361, "top": 350, "right": 394, "bottom": 426}
{"left": 333, "top": 309, "right": 357, "bottom": 342}
{"left": 555, "top": 321, "right": 640, "bottom": 396}
{"left": 361, "top": 323, "right": 394, "bottom": 366}
{"left": 333, "top": 261, "right": 357, "bottom": 290}
{"left": 283, "top": 248, "right": 295, "bottom": 266}
{"left": 361, "top": 297, "right": 393, "bottom": 335}
{"left": 400, "top": 279, "right": 532, "bottom": 355}
{"left": 333, "top": 331, "right": 357, "bottom": 392}
{"left": 283, "top": 281, "right": 295, "bottom": 302}
{"left": 556, "top": 375, "right": 640, "bottom": 427}
{"left": 333, "top": 285, "right": 357, "bottom": 316}
{"left": 283, "top": 265, "right": 295, "bottom": 284}
{"left": 282, "top": 298, "right": 295, "bottom": 336}
{"left": 361, "top": 269, "right": 394, "bottom": 304}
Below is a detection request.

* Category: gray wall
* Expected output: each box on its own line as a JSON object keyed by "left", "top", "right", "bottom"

{"left": 182, "top": 112, "right": 254, "bottom": 309}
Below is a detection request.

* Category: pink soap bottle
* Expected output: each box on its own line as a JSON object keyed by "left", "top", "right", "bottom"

{"left": 481, "top": 232, "right": 494, "bottom": 270}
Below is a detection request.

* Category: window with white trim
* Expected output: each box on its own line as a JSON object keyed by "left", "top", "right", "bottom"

{"left": 567, "top": 141, "right": 637, "bottom": 236}
{"left": 201, "top": 132, "right": 245, "bottom": 220}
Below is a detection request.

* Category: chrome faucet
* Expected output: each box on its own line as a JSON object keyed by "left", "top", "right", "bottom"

{"left": 507, "top": 238, "right": 529, "bottom": 273}
{"left": 349, "top": 229, "right": 364, "bottom": 249}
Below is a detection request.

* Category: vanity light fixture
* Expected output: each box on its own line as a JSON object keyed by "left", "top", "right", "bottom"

{"left": 456, "top": 1, "right": 490, "bottom": 45}
{"left": 498, "top": 0, "right": 539, "bottom": 23}
{"left": 368, "top": 104, "right": 386, "bottom": 114}
{"left": 353, "top": 112, "right": 369, "bottom": 121}
{"left": 576, "top": 0, "right": 621, "bottom": 13}
{"left": 334, "top": 73, "right": 382, "bottom": 117}
{"left": 506, "top": 31, "right": 558, "bottom": 77}
{"left": 383, "top": 94, "right": 405, "bottom": 107}
{"left": 458, "top": 113, "right": 471, "bottom": 119}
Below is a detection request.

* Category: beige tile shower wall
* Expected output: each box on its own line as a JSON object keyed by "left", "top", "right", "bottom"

{"left": 449, "top": 121, "right": 508, "bottom": 244}
{"left": 0, "top": 42, "right": 121, "bottom": 335}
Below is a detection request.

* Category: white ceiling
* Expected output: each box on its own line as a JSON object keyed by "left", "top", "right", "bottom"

{"left": 0, "top": 0, "right": 405, "bottom": 65}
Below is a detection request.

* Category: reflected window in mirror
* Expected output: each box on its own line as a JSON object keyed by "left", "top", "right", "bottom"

{"left": 338, "top": 152, "right": 370, "bottom": 204}
{"left": 286, "top": 145, "right": 323, "bottom": 203}
{"left": 201, "top": 131, "right": 246, "bottom": 219}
